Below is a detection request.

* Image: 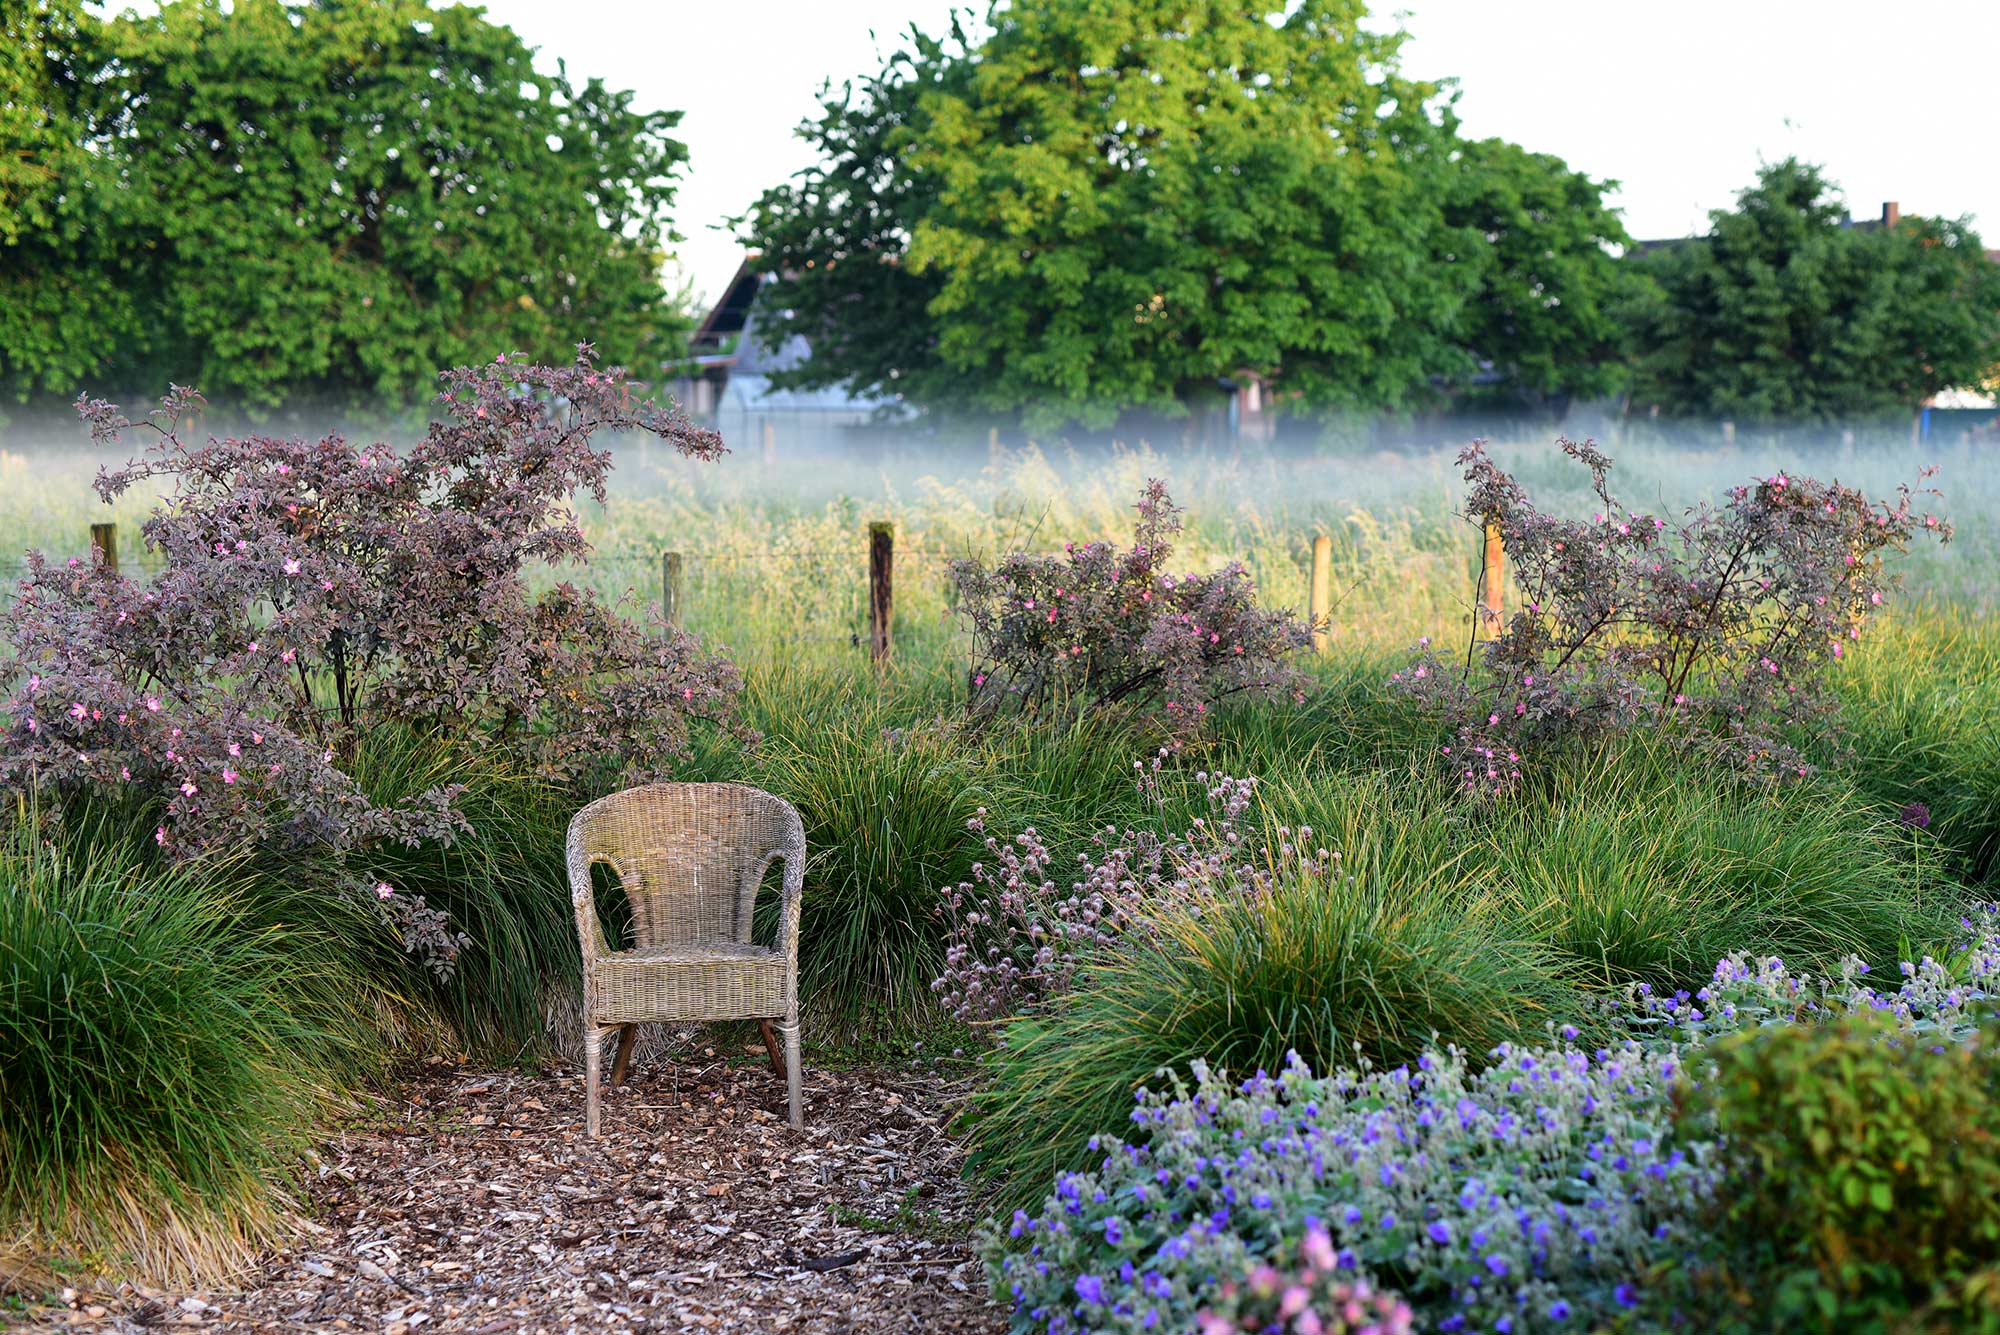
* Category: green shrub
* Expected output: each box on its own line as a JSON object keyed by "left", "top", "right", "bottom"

{"left": 1678, "top": 1011, "right": 2000, "bottom": 1333}
{"left": 962, "top": 870, "right": 1571, "bottom": 1205}
{"left": 0, "top": 814, "right": 379, "bottom": 1282}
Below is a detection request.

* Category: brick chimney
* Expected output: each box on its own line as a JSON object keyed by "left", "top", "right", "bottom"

{"left": 1882, "top": 201, "right": 1901, "bottom": 227}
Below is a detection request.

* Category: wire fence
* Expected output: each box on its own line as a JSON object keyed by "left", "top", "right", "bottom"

{"left": 0, "top": 524, "right": 1048, "bottom": 661}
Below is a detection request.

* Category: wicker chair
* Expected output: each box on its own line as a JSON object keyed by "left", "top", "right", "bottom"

{"left": 565, "top": 782, "right": 806, "bottom": 1134}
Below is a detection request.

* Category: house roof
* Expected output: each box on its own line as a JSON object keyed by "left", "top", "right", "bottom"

{"left": 691, "top": 255, "right": 902, "bottom": 416}
{"left": 691, "top": 258, "right": 762, "bottom": 351}
{"left": 1632, "top": 199, "right": 1912, "bottom": 253}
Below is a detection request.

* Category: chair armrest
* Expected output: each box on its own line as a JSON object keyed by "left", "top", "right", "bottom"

{"left": 566, "top": 818, "right": 610, "bottom": 971}
{"left": 778, "top": 841, "right": 805, "bottom": 974}
{"left": 774, "top": 806, "right": 806, "bottom": 981}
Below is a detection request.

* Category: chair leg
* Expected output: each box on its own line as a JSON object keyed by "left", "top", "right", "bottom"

{"left": 584, "top": 1025, "right": 602, "bottom": 1139}
{"left": 781, "top": 1014, "right": 802, "bottom": 1130}
{"left": 609, "top": 1023, "right": 638, "bottom": 1088}
{"left": 757, "top": 1018, "right": 785, "bottom": 1077}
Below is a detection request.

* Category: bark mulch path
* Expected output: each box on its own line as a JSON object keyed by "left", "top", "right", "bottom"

{"left": 43, "top": 1056, "right": 1005, "bottom": 1335}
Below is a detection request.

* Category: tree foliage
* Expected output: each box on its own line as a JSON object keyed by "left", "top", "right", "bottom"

{"left": 0, "top": 1, "right": 143, "bottom": 402}
{"left": 0, "top": 0, "right": 692, "bottom": 409}
{"left": 1443, "top": 138, "right": 1646, "bottom": 409}
{"left": 741, "top": 0, "right": 1636, "bottom": 430}
{"left": 1626, "top": 159, "right": 2000, "bottom": 422}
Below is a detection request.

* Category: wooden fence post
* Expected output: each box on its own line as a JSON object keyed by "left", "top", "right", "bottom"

{"left": 1308, "top": 534, "right": 1332, "bottom": 654}
{"left": 89, "top": 522, "right": 118, "bottom": 574}
{"left": 661, "top": 551, "right": 684, "bottom": 628}
{"left": 762, "top": 420, "right": 777, "bottom": 467}
{"left": 1480, "top": 521, "right": 1505, "bottom": 638}
{"left": 868, "top": 522, "right": 894, "bottom": 664}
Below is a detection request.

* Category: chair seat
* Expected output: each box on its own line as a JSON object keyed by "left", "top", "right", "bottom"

{"left": 591, "top": 942, "right": 790, "bottom": 1024}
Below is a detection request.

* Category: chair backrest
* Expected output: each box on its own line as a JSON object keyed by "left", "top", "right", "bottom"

{"left": 568, "top": 782, "right": 800, "bottom": 949}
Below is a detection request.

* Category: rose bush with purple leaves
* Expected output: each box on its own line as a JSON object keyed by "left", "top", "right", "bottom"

{"left": 1394, "top": 439, "right": 1951, "bottom": 795}
{"left": 2, "top": 348, "right": 742, "bottom": 965}
{"left": 951, "top": 480, "right": 1312, "bottom": 744}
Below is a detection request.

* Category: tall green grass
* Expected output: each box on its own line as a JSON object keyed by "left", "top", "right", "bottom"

{"left": 346, "top": 730, "right": 577, "bottom": 1062}
{"left": 0, "top": 811, "right": 382, "bottom": 1282}
{"left": 1832, "top": 607, "right": 2000, "bottom": 886}
{"left": 1479, "top": 747, "right": 1956, "bottom": 990}
{"left": 963, "top": 871, "right": 1572, "bottom": 1204}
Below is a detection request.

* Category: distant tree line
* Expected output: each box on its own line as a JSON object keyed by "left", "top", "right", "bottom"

{"left": 0, "top": 0, "right": 692, "bottom": 411}
{"left": 4, "top": 0, "right": 1996, "bottom": 427}
{"left": 1624, "top": 159, "right": 2000, "bottom": 423}
{"left": 742, "top": 2, "right": 2000, "bottom": 431}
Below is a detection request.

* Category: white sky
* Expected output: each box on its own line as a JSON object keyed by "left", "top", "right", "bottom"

{"left": 470, "top": 0, "right": 2000, "bottom": 308}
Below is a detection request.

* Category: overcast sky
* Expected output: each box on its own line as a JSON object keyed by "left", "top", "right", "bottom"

{"left": 473, "top": 0, "right": 1999, "bottom": 307}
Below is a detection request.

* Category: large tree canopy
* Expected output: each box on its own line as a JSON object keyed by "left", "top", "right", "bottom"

{"left": 0, "top": 0, "right": 691, "bottom": 409}
{"left": 741, "top": 1, "right": 1637, "bottom": 430}
{"left": 1626, "top": 159, "right": 2000, "bottom": 423}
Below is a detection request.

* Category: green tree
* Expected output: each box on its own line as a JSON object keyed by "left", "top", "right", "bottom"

{"left": 0, "top": 1, "right": 145, "bottom": 401}
{"left": 1627, "top": 158, "right": 2000, "bottom": 423}
{"left": 742, "top": 1, "right": 1635, "bottom": 431}
{"left": 1, "top": 0, "right": 691, "bottom": 409}
{"left": 1441, "top": 137, "right": 1646, "bottom": 410}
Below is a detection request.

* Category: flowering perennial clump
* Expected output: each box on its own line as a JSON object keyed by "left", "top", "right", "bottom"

{"left": 2, "top": 349, "right": 740, "bottom": 963}
{"left": 988, "top": 909, "right": 2000, "bottom": 1334}
{"left": 992, "top": 1043, "right": 1712, "bottom": 1334}
{"left": 950, "top": 480, "right": 1311, "bottom": 742}
{"left": 932, "top": 761, "right": 1326, "bottom": 1033}
{"left": 1394, "top": 438, "right": 1950, "bottom": 793}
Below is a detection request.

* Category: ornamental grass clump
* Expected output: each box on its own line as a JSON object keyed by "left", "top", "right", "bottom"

{"left": 1, "top": 348, "right": 743, "bottom": 965}
{"left": 1394, "top": 437, "right": 1950, "bottom": 794}
{"left": 950, "top": 479, "right": 1312, "bottom": 743}
{"left": 0, "top": 812, "right": 381, "bottom": 1283}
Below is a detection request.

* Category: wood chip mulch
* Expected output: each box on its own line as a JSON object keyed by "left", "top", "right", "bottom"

{"left": 41, "top": 1056, "right": 1006, "bottom": 1335}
